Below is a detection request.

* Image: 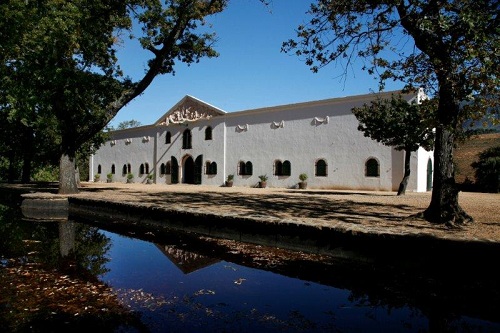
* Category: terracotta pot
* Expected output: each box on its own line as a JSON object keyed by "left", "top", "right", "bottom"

{"left": 299, "top": 181, "right": 307, "bottom": 189}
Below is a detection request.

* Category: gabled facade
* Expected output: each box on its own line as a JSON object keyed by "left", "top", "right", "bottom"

{"left": 90, "top": 90, "right": 434, "bottom": 192}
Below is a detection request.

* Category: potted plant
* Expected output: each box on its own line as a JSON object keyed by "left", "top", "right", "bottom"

{"left": 146, "top": 174, "right": 154, "bottom": 184}
{"left": 298, "top": 173, "right": 308, "bottom": 189}
{"left": 226, "top": 174, "right": 234, "bottom": 187}
{"left": 106, "top": 173, "right": 113, "bottom": 183}
{"left": 258, "top": 174, "right": 268, "bottom": 188}
{"left": 94, "top": 174, "right": 101, "bottom": 182}
{"left": 126, "top": 173, "right": 134, "bottom": 183}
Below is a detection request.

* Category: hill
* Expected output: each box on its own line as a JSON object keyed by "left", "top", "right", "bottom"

{"left": 455, "top": 132, "right": 500, "bottom": 185}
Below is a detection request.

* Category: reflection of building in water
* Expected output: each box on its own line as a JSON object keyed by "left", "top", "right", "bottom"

{"left": 155, "top": 244, "right": 220, "bottom": 274}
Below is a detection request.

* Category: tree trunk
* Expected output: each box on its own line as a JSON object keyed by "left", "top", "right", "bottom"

{"left": 7, "top": 149, "right": 17, "bottom": 183}
{"left": 58, "top": 153, "right": 79, "bottom": 194}
{"left": 21, "top": 127, "right": 34, "bottom": 183}
{"left": 397, "top": 149, "right": 412, "bottom": 196}
{"left": 423, "top": 126, "right": 472, "bottom": 225}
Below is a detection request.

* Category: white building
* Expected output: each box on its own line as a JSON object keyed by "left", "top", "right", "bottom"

{"left": 89, "top": 90, "right": 434, "bottom": 192}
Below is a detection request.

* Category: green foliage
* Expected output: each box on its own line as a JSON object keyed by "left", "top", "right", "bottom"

{"left": 115, "top": 120, "right": 142, "bottom": 131}
{"left": 283, "top": 0, "right": 499, "bottom": 221}
{"left": 352, "top": 93, "right": 435, "bottom": 152}
{"left": 299, "top": 173, "right": 308, "bottom": 181}
{"left": 283, "top": 0, "right": 499, "bottom": 109}
{"left": 472, "top": 146, "right": 500, "bottom": 193}
{"left": 127, "top": 173, "right": 134, "bottom": 180}
{"left": 259, "top": 174, "right": 268, "bottom": 182}
{"left": 1, "top": 0, "right": 228, "bottom": 192}
{"left": 32, "top": 165, "right": 59, "bottom": 182}
{"left": 227, "top": 174, "right": 234, "bottom": 181}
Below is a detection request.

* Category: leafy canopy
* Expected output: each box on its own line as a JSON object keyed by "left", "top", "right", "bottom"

{"left": 352, "top": 93, "right": 435, "bottom": 152}
{"left": 283, "top": 0, "right": 499, "bottom": 127}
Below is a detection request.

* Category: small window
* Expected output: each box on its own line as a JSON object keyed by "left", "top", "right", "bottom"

{"left": 282, "top": 160, "right": 291, "bottom": 176}
{"left": 238, "top": 161, "right": 246, "bottom": 175}
{"left": 315, "top": 159, "right": 327, "bottom": 177}
{"left": 205, "top": 126, "right": 212, "bottom": 140}
{"left": 165, "top": 161, "right": 172, "bottom": 175}
{"left": 145, "top": 163, "right": 150, "bottom": 174}
{"left": 182, "top": 129, "right": 192, "bottom": 149}
{"left": 127, "top": 163, "right": 131, "bottom": 174}
{"left": 245, "top": 161, "right": 253, "bottom": 176}
{"left": 366, "top": 158, "right": 380, "bottom": 177}
{"left": 160, "top": 163, "right": 166, "bottom": 175}
{"left": 122, "top": 164, "right": 127, "bottom": 175}
{"left": 274, "top": 160, "right": 283, "bottom": 176}
{"left": 111, "top": 164, "right": 116, "bottom": 175}
{"left": 97, "top": 164, "right": 102, "bottom": 174}
{"left": 274, "top": 160, "right": 291, "bottom": 176}
{"left": 139, "top": 164, "right": 145, "bottom": 175}
{"left": 238, "top": 161, "right": 253, "bottom": 176}
{"left": 206, "top": 161, "right": 217, "bottom": 175}
{"left": 165, "top": 131, "right": 171, "bottom": 144}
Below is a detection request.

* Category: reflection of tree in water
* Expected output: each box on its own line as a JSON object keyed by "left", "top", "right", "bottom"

{"left": 0, "top": 204, "right": 143, "bottom": 332}
{"left": 67, "top": 222, "right": 112, "bottom": 277}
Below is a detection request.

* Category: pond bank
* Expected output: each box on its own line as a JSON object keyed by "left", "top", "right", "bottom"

{"left": 3, "top": 182, "right": 499, "bottom": 258}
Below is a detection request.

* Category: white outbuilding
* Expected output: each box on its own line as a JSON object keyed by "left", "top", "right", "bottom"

{"left": 90, "top": 90, "right": 434, "bottom": 192}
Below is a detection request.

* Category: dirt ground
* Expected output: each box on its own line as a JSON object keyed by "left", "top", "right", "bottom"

{"left": 64, "top": 182, "right": 500, "bottom": 244}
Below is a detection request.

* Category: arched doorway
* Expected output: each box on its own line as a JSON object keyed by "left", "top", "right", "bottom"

{"left": 194, "top": 155, "right": 203, "bottom": 184}
{"left": 426, "top": 158, "right": 433, "bottom": 191}
{"left": 183, "top": 156, "right": 195, "bottom": 184}
{"left": 171, "top": 157, "right": 179, "bottom": 184}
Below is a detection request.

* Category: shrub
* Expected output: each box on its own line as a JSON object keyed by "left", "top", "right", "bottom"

{"left": 472, "top": 146, "right": 500, "bottom": 193}
{"left": 32, "top": 165, "right": 59, "bottom": 182}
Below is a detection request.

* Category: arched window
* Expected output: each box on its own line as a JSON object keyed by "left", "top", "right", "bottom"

{"left": 127, "top": 163, "right": 131, "bottom": 174}
{"left": 165, "top": 131, "right": 171, "bottom": 144}
{"left": 282, "top": 160, "right": 291, "bottom": 176}
{"left": 122, "top": 164, "right": 127, "bottom": 175}
{"left": 97, "top": 164, "right": 102, "bottom": 174}
{"left": 111, "top": 164, "right": 116, "bottom": 174}
{"left": 274, "top": 160, "right": 283, "bottom": 176}
{"left": 206, "top": 161, "right": 217, "bottom": 175}
{"left": 366, "top": 158, "right": 380, "bottom": 177}
{"left": 166, "top": 161, "right": 172, "bottom": 175}
{"left": 139, "top": 164, "right": 145, "bottom": 175}
{"left": 239, "top": 161, "right": 246, "bottom": 175}
{"left": 205, "top": 126, "right": 212, "bottom": 140}
{"left": 238, "top": 161, "right": 253, "bottom": 176}
{"left": 160, "top": 163, "right": 166, "bottom": 175}
{"left": 245, "top": 161, "right": 253, "bottom": 176}
{"left": 315, "top": 159, "right": 327, "bottom": 177}
{"left": 145, "top": 163, "right": 149, "bottom": 174}
{"left": 182, "top": 129, "right": 192, "bottom": 149}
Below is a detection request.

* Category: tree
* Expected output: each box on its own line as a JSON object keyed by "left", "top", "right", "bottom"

{"left": 472, "top": 146, "right": 500, "bottom": 193}
{"left": 115, "top": 120, "right": 143, "bottom": 131}
{"left": 283, "top": 0, "right": 499, "bottom": 225}
{"left": 352, "top": 93, "right": 435, "bottom": 195}
{"left": 1, "top": 0, "right": 227, "bottom": 194}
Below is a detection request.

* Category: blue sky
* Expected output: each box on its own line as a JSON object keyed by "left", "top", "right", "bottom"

{"left": 111, "top": 0, "right": 404, "bottom": 127}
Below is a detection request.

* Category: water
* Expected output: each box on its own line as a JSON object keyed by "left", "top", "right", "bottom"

{"left": 1, "top": 201, "right": 500, "bottom": 332}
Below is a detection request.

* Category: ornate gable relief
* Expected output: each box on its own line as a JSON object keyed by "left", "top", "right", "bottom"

{"left": 158, "top": 98, "right": 223, "bottom": 126}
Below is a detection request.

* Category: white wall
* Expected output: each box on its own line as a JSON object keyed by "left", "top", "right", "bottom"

{"left": 90, "top": 91, "right": 432, "bottom": 192}
{"left": 91, "top": 126, "right": 156, "bottom": 183}
{"left": 224, "top": 96, "right": 400, "bottom": 191}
